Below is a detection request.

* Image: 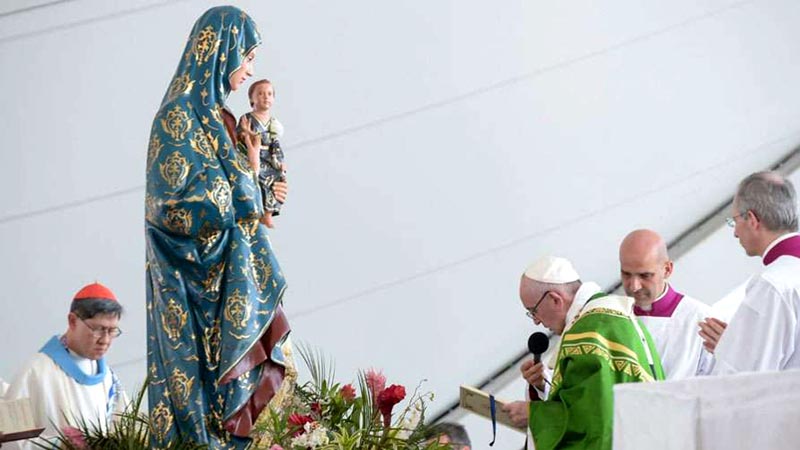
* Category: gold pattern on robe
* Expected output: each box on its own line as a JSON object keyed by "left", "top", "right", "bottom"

{"left": 147, "top": 135, "right": 164, "bottom": 172}
{"left": 238, "top": 220, "right": 258, "bottom": 242}
{"left": 230, "top": 146, "right": 253, "bottom": 176}
{"left": 167, "top": 72, "right": 195, "bottom": 101}
{"left": 145, "top": 193, "right": 159, "bottom": 223}
{"left": 205, "top": 406, "right": 225, "bottom": 437}
{"left": 192, "top": 25, "right": 221, "bottom": 64}
{"left": 202, "top": 262, "right": 225, "bottom": 295}
{"left": 150, "top": 401, "right": 174, "bottom": 442}
{"left": 198, "top": 225, "right": 221, "bottom": 249}
{"left": 149, "top": 362, "right": 160, "bottom": 381}
{"left": 159, "top": 151, "right": 190, "bottom": 189}
{"left": 249, "top": 253, "right": 272, "bottom": 291}
{"left": 208, "top": 176, "right": 232, "bottom": 217}
{"left": 210, "top": 105, "right": 223, "bottom": 124}
{"left": 162, "top": 298, "right": 188, "bottom": 342}
{"left": 223, "top": 289, "right": 252, "bottom": 329}
{"left": 163, "top": 207, "right": 193, "bottom": 235}
{"left": 200, "top": 69, "right": 212, "bottom": 86}
{"left": 190, "top": 129, "right": 218, "bottom": 160}
{"left": 161, "top": 105, "right": 193, "bottom": 141}
{"left": 203, "top": 319, "right": 222, "bottom": 371}
{"left": 237, "top": 371, "right": 253, "bottom": 392}
{"left": 168, "top": 367, "right": 195, "bottom": 410}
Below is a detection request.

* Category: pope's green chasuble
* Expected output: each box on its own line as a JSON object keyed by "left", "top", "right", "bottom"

{"left": 530, "top": 293, "right": 664, "bottom": 450}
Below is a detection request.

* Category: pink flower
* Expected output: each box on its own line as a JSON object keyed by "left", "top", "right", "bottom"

{"left": 61, "top": 425, "right": 87, "bottom": 449}
{"left": 365, "top": 368, "right": 386, "bottom": 399}
{"left": 269, "top": 445, "right": 284, "bottom": 450}
{"left": 377, "top": 384, "right": 406, "bottom": 427}
{"left": 340, "top": 384, "right": 356, "bottom": 402}
{"left": 288, "top": 413, "right": 314, "bottom": 437}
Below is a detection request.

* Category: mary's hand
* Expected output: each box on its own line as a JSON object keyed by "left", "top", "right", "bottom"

{"left": 272, "top": 180, "right": 288, "bottom": 204}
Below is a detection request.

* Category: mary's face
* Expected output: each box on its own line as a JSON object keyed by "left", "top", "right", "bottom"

{"left": 230, "top": 49, "right": 257, "bottom": 92}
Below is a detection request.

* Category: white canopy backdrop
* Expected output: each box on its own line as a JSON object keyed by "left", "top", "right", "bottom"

{"left": 2, "top": 0, "right": 800, "bottom": 447}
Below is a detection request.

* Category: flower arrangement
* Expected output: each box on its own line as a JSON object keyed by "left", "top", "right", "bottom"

{"left": 33, "top": 346, "right": 449, "bottom": 450}
{"left": 36, "top": 385, "right": 208, "bottom": 450}
{"left": 251, "top": 346, "right": 450, "bottom": 450}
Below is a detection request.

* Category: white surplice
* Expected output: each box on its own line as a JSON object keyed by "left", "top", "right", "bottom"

{"left": 3, "top": 338, "right": 127, "bottom": 450}
{"left": 637, "top": 293, "right": 711, "bottom": 379}
{"left": 710, "top": 278, "right": 749, "bottom": 323}
{"left": 713, "top": 234, "right": 800, "bottom": 375}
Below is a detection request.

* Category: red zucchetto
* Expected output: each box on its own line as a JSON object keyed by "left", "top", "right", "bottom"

{"left": 73, "top": 282, "right": 117, "bottom": 302}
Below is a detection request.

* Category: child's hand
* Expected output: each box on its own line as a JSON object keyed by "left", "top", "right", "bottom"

{"left": 272, "top": 181, "right": 288, "bottom": 204}
{"left": 239, "top": 116, "right": 259, "bottom": 140}
{"left": 239, "top": 117, "right": 259, "bottom": 150}
{"left": 239, "top": 114, "right": 250, "bottom": 132}
{"left": 239, "top": 116, "right": 258, "bottom": 136}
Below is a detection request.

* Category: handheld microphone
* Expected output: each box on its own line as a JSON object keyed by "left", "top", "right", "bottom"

{"left": 528, "top": 332, "right": 549, "bottom": 364}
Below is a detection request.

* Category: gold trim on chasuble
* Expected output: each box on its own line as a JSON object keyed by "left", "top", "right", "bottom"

{"left": 550, "top": 330, "right": 655, "bottom": 392}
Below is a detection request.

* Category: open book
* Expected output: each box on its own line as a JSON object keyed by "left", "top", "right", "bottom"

{"left": 459, "top": 385, "right": 526, "bottom": 432}
{"left": 0, "top": 398, "right": 44, "bottom": 443}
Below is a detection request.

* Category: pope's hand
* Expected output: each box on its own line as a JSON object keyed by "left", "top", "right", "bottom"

{"left": 502, "top": 401, "right": 530, "bottom": 429}
{"left": 520, "top": 360, "right": 545, "bottom": 391}
{"left": 698, "top": 317, "right": 728, "bottom": 353}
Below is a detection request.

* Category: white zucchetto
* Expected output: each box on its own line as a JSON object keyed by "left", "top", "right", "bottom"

{"left": 523, "top": 256, "right": 580, "bottom": 283}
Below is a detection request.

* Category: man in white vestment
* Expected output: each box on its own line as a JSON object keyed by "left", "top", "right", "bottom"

{"left": 3, "top": 282, "right": 128, "bottom": 449}
{"left": 704, "top": 171, "right": 800, "bottom": 374}
{"left": 619, "top": 229, "right": 711, "bottom": 379}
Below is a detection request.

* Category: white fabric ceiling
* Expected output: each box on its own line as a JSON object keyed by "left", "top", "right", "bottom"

{"left": 2, "top": 0, "right": 800, "bottom": 430}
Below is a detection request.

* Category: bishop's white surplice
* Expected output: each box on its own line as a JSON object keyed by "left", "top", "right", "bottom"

{"left": 3, "top": 335, "right": 127, "bottom": 450}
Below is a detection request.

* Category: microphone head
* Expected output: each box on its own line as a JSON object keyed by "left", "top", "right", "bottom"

{"left": 528, "top": 332, "right": 549, "bottom": 355}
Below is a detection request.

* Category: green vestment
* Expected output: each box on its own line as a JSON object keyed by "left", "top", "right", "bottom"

{"left": 530, "top": 293, "right": 664, "bottom": 450}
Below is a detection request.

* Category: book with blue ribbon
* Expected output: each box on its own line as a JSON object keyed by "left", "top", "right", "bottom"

{"left": 459, "top": 385, "right": 526, "bottom": 433}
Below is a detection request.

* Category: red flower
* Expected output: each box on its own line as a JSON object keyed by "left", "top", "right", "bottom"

{"left": 62, "top": 426, "right": 87, "bottom": 449}
{"left": 365, "top": 368, "right": 386, "bottom": 401}
{"left": 311, "top": 402, "right": 322, "bottom": 414}
{"left": 377, "top": 384, "right": 406, "bottom": 427}
{"left": 340, "top": 384, "right": 356, "bottom": 402}
{"left": 287, "top": 413, "right": 314, "bottom": 436}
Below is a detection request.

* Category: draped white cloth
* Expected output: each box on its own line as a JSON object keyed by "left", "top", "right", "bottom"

{"left": 614, "top": 369, "right": 800, "bottom": 450}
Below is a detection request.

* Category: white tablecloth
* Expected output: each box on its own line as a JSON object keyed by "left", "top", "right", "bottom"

{"left": 614, "top": 369, "right": 800, "bottom": 450}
